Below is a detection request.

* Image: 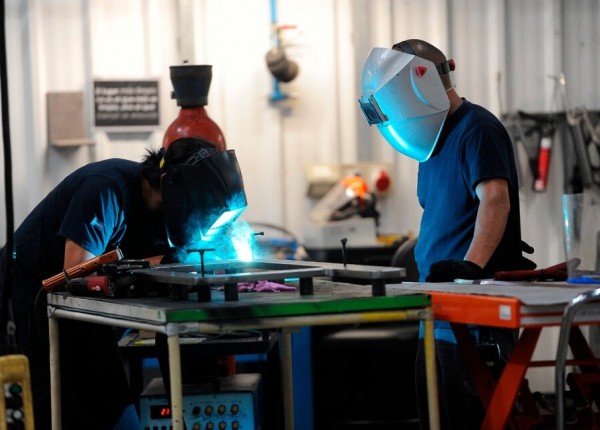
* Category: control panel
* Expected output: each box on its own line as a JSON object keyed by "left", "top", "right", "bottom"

{"left": 139, "top": 374, "right": 262, "bottom": 430}
{"left": 0, "top": 354, "right": 34, "bottom": 430}
{"left": 4, "top": 381, "right": 25, "bottom": 429}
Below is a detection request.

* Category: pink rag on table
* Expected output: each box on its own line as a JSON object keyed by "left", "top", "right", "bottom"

{"left": 237, "top": 280, "right": 296, "bottom": 292}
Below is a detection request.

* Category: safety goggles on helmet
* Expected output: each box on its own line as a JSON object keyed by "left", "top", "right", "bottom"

{"left": 359, "top": 48, "right": 450, "bottom": 162}
{"left": 161, "top": 149, "right": 247, "bottom": 250}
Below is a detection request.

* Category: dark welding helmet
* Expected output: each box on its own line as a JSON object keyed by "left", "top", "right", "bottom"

{"left": 161, "top": 148, "right": 248, "bottom": 250}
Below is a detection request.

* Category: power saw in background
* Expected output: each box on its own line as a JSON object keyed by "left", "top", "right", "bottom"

{"left": 303, "top": 174, "right": 382, "bottom": 249}
{"left": 309, "top": 174, "right": 380, "bottom": 225}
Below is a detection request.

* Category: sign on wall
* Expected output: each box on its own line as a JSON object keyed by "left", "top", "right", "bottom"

{"left": 93, "top": 80, "right": 160, "bottom": 128}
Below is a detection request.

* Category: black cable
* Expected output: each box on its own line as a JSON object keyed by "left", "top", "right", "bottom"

{"left": 0, "top": 0, "right": 16, "bottom": 345}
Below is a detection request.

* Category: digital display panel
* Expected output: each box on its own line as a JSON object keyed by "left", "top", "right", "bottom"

{"left": 150, "top": 405, "right": 172, "bottom": 419}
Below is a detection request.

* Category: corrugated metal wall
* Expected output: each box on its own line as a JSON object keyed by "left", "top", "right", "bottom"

{"left": 1, "top": 0, "right": 597, "bottom": 271}
{"left": 2, "top": 0, "right": 600, "bottom": 397}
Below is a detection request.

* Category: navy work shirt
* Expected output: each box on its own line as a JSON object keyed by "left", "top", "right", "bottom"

{"left": 11, "top": 158, "right": 168, "bottom": 308}
{"left": 415, "top": 100, "right": 523, "bottom": 281}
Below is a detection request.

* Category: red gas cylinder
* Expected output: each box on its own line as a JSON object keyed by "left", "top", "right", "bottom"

{"left": 162, "top": 64, "right": 226, "bottom": 152}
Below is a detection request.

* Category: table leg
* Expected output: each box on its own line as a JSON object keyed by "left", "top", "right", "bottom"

{"left": 424, "top": 318, "right": 440, "bottom": 430}
{"left": 451, "top": 323, "right": 497, "bottom": 407}
{"left": 568, "top": 326, "right": 600, "bottom": 372}
{"left": 280, "top": 330, "right": 295, "bottom": 430}
{"left": 49, "top": 316, "right": 61, "bottom": 430}
{"left": 481, "top": 327, "right": 541, "bottom": 430}
{"left": 167, "top": 334, "right": 184, "bottom": 430}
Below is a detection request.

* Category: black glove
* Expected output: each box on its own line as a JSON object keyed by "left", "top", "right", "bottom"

{"left": 521, "top": 240, "right": 534, "bottom": 255}
{"left": 426, "top": 259, "right": 484, "bottom": 282}
{"left": 520, "top": 241, "right": 537, "bottom": 270}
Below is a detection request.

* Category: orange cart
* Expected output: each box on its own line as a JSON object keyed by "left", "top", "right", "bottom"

{"left": 393, "top": 282, "right": 600, "bottom": 430}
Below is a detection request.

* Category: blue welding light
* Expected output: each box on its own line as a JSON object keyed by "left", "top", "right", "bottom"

{"left": 232, "top": 235, "right": 253, "bottom": 261}
{"left": 168, "top": 219, "right": 263, "bottom": 264}
{"left": 229, "top": 219, "right": 260, "bottom": 261}
{"left": 201, "top": 207, "right": 247, "bottom": 241}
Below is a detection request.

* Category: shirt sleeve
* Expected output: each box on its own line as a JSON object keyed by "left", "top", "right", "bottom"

{"left": 57, "top": 176, "right": 126, "bottom": 256}
{"left": 462, "top": 124, "right": 513, "bottom": 197}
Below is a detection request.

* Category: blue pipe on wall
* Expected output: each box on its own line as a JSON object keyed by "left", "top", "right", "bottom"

{"left": 269, "top": 0, "right": 287, "bottom": 102}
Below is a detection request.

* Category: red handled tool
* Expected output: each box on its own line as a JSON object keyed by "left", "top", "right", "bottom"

{"left": 494, "top": 260, "right": 571, "bottom": 282}
{"left": 64, "top": 260, "right": 150, "bottom": 298}
{"left": 42, "top": 249, "right": 123, "bottom": 292}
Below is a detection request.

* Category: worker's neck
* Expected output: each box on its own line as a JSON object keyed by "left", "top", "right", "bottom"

{"left": 141, "top": 177, "right": 162, "bottom": 212}
{"left": 447, "top": 89, "right": 463, "bottom": 115}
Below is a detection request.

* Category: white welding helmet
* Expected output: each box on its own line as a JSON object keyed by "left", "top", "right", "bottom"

{"left": 359, "top": 47, "right": 450, "bottom": 162}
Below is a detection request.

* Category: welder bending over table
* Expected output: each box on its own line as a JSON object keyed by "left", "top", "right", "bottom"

{"left": 0, "top": 137, "right": 247, "bottom": 429}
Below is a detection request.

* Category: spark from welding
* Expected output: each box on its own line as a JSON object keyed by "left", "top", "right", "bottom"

{"left": 232, "top": 236, "right": 253, "bottom": 261}
{"left": 168, "top": 217, "right": 258, "bottom": 263}
{"left": 229, "top": 220, "right": 257, "bottom": 261}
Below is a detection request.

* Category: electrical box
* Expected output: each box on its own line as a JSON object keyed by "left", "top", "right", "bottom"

{"left": 139, "top": 374, "right": 262, "bottom": 430}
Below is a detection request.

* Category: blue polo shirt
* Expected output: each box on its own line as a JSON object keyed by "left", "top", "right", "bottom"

{"left": 415, "top": 100, "right": 523, "bottom": 342}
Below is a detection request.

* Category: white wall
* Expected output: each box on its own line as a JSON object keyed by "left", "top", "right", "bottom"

{"left": 1, "top": 0, "right": 363, "bottom": 240}
{"left": 2, "top": 0, "right": 600, "bottom": 393}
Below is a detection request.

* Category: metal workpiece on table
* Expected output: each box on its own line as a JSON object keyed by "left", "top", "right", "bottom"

{"left": 133, "top": 259, "right": 327, "bottom": 286}
{"left": 132, "top": 258, "right": 406, "bottom": 301}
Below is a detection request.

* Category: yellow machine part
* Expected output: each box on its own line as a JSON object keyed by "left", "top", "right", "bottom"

{"left": 0, "top": 354, "right": 35, "bottom": 430}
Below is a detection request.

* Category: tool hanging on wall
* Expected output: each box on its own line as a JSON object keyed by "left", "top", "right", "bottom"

{"left": 553, "top": 73, "right": 600, "bottom": 191}
{"left": 265, "top": 0, "right": 299, "bottom": 102}
{"left": 564, "top": 108, "right": 600, "bottom": 189}
{"left": 503, "top": 111, "right": 556, "bottom": 192}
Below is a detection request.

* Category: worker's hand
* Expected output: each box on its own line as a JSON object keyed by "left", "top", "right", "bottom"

{"left": 145, "top": 255, "right": 164, "bottom": 266}
{"left": 426, "top": 259, "right": 483, "bottom": 282}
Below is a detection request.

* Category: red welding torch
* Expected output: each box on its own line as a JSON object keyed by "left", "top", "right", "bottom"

{"left": 41, "top": 249, "right": 123, "bottom": 292}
